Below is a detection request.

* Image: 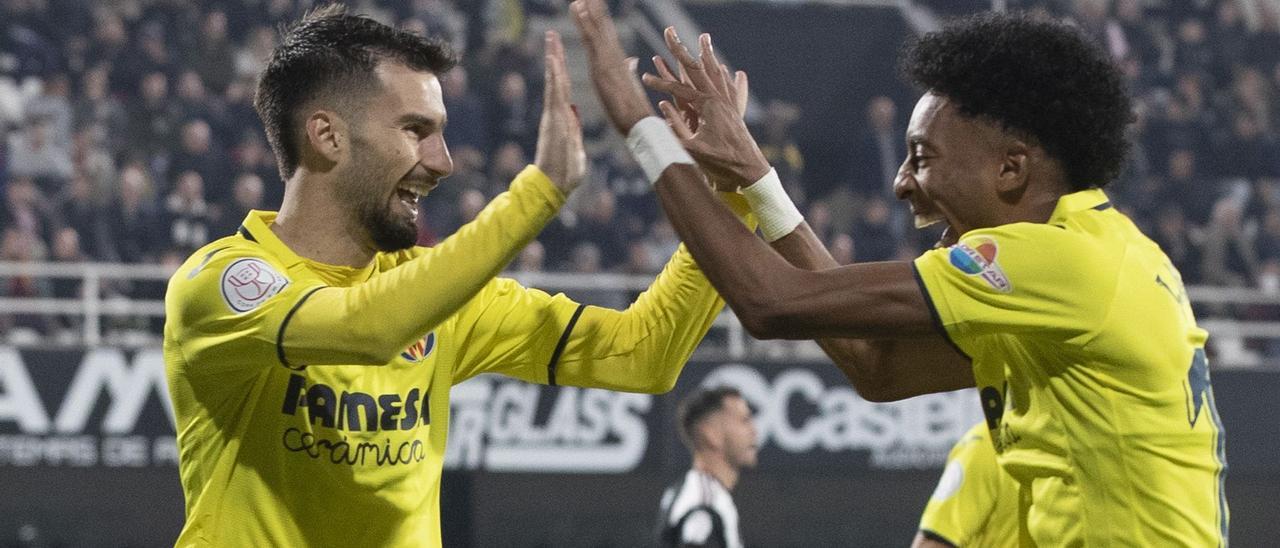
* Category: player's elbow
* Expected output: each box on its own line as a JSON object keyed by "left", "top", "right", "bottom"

{"left": 735, "top": 295, "right": 806, "bottom": 340}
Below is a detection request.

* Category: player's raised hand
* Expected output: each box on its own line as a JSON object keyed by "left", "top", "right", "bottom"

{"left": 569, "top": 0, "right": 654, "bottom": 134}
{"left": 642, "top": 31, "right": 769, "bottom": 189}
{"left": 534, "top": 30, "right": 587, "bottom": 195}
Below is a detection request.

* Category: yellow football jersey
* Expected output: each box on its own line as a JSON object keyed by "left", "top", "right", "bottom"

{"left": 164, "top": 166, "right": 735, "bottom": 547}
{"left": 919, "top": 422, "right": 1019, "bottom": 548}
{"left": 914, "top": 189, "right": 1227, "bottom": 547}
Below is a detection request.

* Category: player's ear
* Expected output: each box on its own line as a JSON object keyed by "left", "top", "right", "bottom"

{"left": 996, "top": 138, "right": 1030, "bottom": 194}
{"left": 303, "top": 109, "right": 346, "bottom": 168}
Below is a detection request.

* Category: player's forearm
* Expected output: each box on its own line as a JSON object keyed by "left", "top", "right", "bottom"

{"left": 283, "top": 166, "right": 564, "bottom": 366}
{"left": 555, "top": 246, "right": 723, "bottom": 393}
{"left": 652, "top": 164, "right": 815, "bottom": 338}
{"left": 767, "top": 223, "right": 902, "bottom": 395}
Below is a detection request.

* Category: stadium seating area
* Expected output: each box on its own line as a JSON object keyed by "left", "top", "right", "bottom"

{"left": 2, "top": 0, "right": 1280, "bottom": 324}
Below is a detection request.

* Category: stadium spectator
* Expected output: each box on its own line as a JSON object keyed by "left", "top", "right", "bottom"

{"left": 55, "top": 174, "right": 113, "bottom": 261}
{"left": 756, "top": 100, "right": 805, "bottom": 205}
{"left": 441, "top": 66, "right": 489, "bottom": 152}
{"left": 214, "top": 173, "right": 266, "bottom": 239}
{"left": 73, "top": 66, "right": 129, "bottom": 155}
{"left": 489, "top": 70, "right": 539, "bottom": 153}
{"left": 103, "top": 162, "right": 163, "bottom": 264}
{"left": 7, "top": 118, "right": 74, "bottom": 188}
{"left": 170, "top": 119, "right": 232, "bottom": 203}
{"left": 163, "top": 171, "right": 214, "bottom": 253}
{"left": 0, "top": 176, "right": 57, "bottom": 245}
{"left": 657, "top": 386, "right": 758, "bottom": 548}
{"left": 185, "top": 9, "right": 236, "bottom": 94}
{"left": 0, "top": 228, "right": 55, "bottom": 338}
{"left": 846, "top": 95, "right": 905, "bottom": 200}
{"left": 125, "top": 71, "right": 182, "bottom": 161}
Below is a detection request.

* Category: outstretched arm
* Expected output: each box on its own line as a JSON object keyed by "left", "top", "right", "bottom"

{"left": 571, "top": 2, "right": 969, "bottom": 399}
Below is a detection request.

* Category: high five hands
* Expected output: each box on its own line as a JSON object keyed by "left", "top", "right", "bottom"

{"left": 533, "top": 30, "right": 587, "bottom": 195}
{"left": 569, "top": 0, "right": 770, "bottom": 191}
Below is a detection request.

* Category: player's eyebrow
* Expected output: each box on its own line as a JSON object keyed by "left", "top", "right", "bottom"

{"left": 396, "top": 112, "right": 446, "bottom": 129}
{"left": 907, "top": 135, "right": 936, "bottom": 152}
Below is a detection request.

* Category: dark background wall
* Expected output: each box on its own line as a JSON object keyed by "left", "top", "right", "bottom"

{"left": 1, "top": 349, "right": 1275, "bottom": 547}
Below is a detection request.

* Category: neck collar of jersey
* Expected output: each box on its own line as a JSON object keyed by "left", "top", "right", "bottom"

{"left": 239, "top": 210, "right": 378, "bottom": 284}
{"left": 1049, "top": 188, "right": 1111, "bottom": 223}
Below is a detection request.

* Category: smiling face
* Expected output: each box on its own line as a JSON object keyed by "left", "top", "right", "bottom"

{"left": 893, "top": 92, "right": 1011, "bottom": 236}
{"left": 337, "top": 62, "right": 453, "bottom": 252}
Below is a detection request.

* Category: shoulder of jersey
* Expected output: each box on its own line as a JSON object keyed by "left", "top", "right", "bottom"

{"left": 171, "top": 234, "right": 292, "bottom": 314}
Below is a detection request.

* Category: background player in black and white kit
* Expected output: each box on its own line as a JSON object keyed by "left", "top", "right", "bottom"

{"left": 658, "top": 387, "right": 759, "bottom": 548}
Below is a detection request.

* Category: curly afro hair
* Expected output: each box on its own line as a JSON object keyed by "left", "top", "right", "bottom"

{"left": 901, "top": 12, "right": 1133, "bottom": 190}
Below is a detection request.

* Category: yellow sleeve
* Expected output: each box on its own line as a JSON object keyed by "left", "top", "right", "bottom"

{"left": 911, "top": 223, "right": 1113, "bottom": 357}
{"left": 918, "top": 425, "right": 1012, "bottom": 547}
{"left": 449, "top": 192, "right": 754, "bottom": 393}
{"left": 167, "top": 165, "right": 564, "bottom": 369}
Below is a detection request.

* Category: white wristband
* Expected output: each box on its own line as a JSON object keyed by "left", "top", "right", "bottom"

{"left": 743, "top": 167, "right": 804, "bottom": 242}
{"left": 625, "top": 117, "right": 695, "bottom": 185}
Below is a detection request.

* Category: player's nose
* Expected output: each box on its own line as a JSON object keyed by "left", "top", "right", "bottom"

{"left": 419, "top": 134, "right": 454, "bottom": 179}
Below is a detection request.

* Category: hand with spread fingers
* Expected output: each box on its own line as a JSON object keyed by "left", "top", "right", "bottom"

{"left": 533, "top": 30, "right": 587, "bottom": 195}
{"left": 642, "top": 30, "right": 770, "bottom": 191}
{"left": 568, "top": 0, "right": 654, "bottom": 134}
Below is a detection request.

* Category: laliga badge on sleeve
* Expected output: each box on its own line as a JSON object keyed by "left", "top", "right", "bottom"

{"left": 948, "top": 237, "right": 1013, "bottom": 293}
{"left": 220, "top": 258, "right": 290, "bottom": 313}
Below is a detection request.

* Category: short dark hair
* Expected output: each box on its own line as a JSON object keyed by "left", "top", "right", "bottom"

{"left": 254, "top": 4, "right": 456, "bottom": 181}
{"left": 900, "top": 12, "right": 1133, "bottom": 190}
{"left": 677, "top": 387, "right": 743, "bottom": 450}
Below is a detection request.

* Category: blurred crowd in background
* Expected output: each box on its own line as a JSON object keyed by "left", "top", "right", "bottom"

{"left": 3, "top": 0, "right": 1280, "bottom": 340}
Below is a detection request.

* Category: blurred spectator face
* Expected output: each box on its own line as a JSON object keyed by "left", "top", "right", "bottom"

{"left": 44, "top": 74, "right": 70, "bottom": 98}
{"left": 1217, "top": 1, "right": 1242, "bottom": 27}
{"left": 864, "top": 195, "right": 891, "bottom": 226}
{"left": 499, "top": 72, "right": 526, "bottom": 104}
{"left": 452, "top": 146, "right": 484, "bottom": 174}
{"left": 234, "top": 174, "right": 265, "bottom": 209}
{"left": 182, "top": 120, "right": 213, "bottom": 154}
{"left": 6, "top": 177, "right": 38, "bottom": 208}
{"left": 236, "top": 134, "right": 269, "bottom": 167}
{"left": 517, "top": 240, "right": 545, "bottom": 272}
{"left": 764, "top": 100, "right": 800, "bottom": 141}
{"left": 178, "top": 71, "right": 207, "bottom": 101}
{"left": 1211, "top": 198, "right": 1244, "bottom": 231}
{"left": 807, "top": 201, "right": 832, "bottom": 233}
{"left": 1116, "top": 0, "right": 1141, "bottom": 22}
{"left": 442, "top": 67, "right": 469, "bottom": 98}
{"left": 585, "top": 189, "right": 617, "bottom": 223}
{"left": 93, "top": 10, "right": 126, "bottom": 47}
{"left": 625, "top": 241, "right": 655, "bottom": 273}
{"left": 458, "top": 189, "right": 486, "bottom": 223}
{"left": 867, "top": 96, "right": 896, "bottom": 132}
{"left": 141, "top": 72, "right": 168, "bottom": 102}
{"left": 176, "top": 172, "right": 205, "bottom": 202}
{"left": 1157, "top": 206, "right": 1186, "bottom": 235}
{"left": 1, "top": 229, "right": 41, "bottom": 261}
{"left": 1175, "top": 73, "right": 1204, "bottom": 107}
{"left": 492, "top": 142, "right": 526, "bottom": 179}
{"left": 1234, "top": 113, "right": 1262, "bottom": 139}
{"left": 1178, "top": 19, "right": 1206, "bottom": 45}
{"left": 400, "top": 18, "right": 428, "bottom": 37}
{"left": 1169, "top": 150, "right": 1196, "bottom": 180}
{"left": 1264, "top": 210, "right": 1280, "bottom": 237}
{"left": 67, "top": 175, "right": 94, "bottom": 204}
{"left": 1073, "top": 0, "right": 1106, "bottom": 24}
{"left": 830, "top": 233, "right": 855, "bottom": 265}
{"left": 119, "top": 164, "right": 151, "bottom": 208}
{"left": 570, "top": 242, "right": 603, "bottom": 273}
{"left": 203, "top": 10, "right": 228, "bottom": 42}
{"left": 52, "top": 228, "right": 81, "bottom": 261}
{"left": 83, "top": 66, "right": 110, "bottom": 100}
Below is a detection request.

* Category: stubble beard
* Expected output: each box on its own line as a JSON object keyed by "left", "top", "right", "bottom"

{"left": 342, "top": 150, "right": 419, "bottom": 252}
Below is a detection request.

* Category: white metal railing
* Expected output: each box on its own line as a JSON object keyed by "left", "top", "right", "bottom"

{"left": 1, "top": 261, "right": 1278, "bottom": 366}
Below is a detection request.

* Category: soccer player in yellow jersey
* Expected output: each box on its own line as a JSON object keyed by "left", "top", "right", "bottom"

{"left": 573, "top": 2, "right": 1228, "bottom": 546}
{"left": 914, "top": 422, "right": 1019, "bottom": 548}
{"left": 164, "top": 6, "right": 748, "bottom": 547}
